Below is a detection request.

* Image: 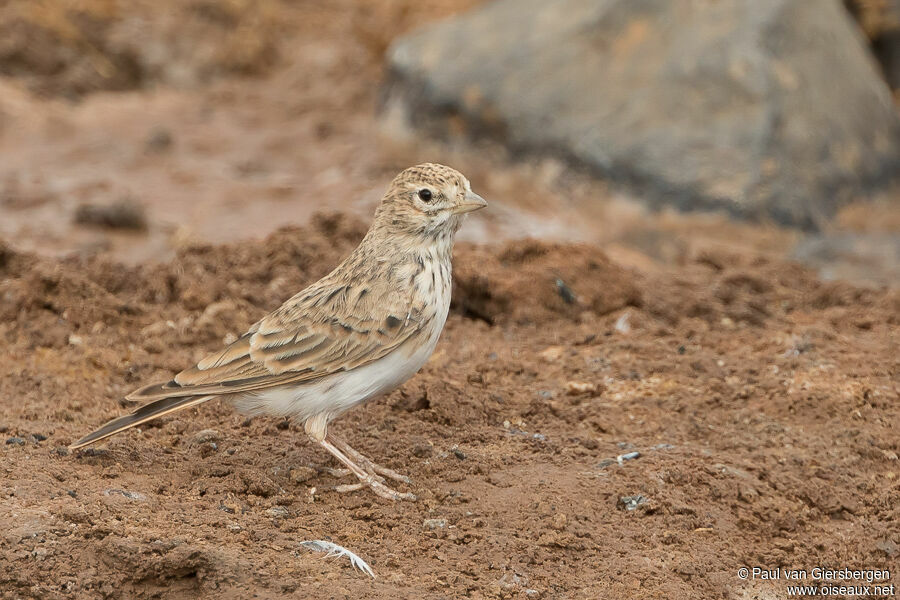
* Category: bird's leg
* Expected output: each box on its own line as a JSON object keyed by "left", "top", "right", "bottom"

{"left": 318, "top": 438, "right": 416, "bottom": 501}
{"left": 326, "top": 432, "right": 412, "bottom": 484}
{"left": 304, "top": 416, "right": 416, "bottom": 502}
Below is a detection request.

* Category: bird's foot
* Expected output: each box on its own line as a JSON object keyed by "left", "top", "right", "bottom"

{"left": 314, "top": 432, "right": 416, "bottom": 501}
{"left": 331, "top": 438, "right": 412, "bottom": 485}
{"left": 330, "top": 479, "right": 417, "bottom": 502}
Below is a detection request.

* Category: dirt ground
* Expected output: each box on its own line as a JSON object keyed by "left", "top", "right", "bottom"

{"left": 1, "top": 1, "right": 899, "bottom": 599}
{"left": 1, "top": 216, "right": 898, "bottom": 599}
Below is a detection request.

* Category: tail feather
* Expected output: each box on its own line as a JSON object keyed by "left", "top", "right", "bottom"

{"left": 70, "top": 395, "right": 215, "bottom": 450}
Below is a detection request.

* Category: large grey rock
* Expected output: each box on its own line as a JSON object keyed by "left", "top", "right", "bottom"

{"left": 383, "top": 0, "right": 900, "bottom": 230}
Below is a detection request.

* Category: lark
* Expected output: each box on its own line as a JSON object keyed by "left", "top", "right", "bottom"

{"left": 71, "top": 163, "right": 486, "bottom": 501}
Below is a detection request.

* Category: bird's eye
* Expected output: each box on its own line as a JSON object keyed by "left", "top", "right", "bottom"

{"left": 418, "top": 189, "right": 433, "bottom": 202}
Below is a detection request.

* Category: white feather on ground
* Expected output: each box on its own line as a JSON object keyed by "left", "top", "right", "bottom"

{"left": 300, "top": 540, "right": 376, "bottom": 578}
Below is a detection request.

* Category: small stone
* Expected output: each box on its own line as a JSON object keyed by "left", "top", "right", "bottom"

{"left": 539, "top": 346, "right": 564, "bottom": 362}
{"left": 6, "top": 437, "right": 25, "bottom": 446}
{"left": 423, "top": 518, "right": 447, "bottom": 530}
{"left": 452, "top": 447, "right": 466, "bottom": 460}
{"left": 198, "top": 442, "right": 218, "bottom": 457}
{"left": 616, "top": 451, "right": 641, "bottom": 465}
{"left": 104, "top": 489, "right": 148, "bottom": 501}
{"left": 411, "top": 444, "right": 433, "bottom": 458}
{"left": 289, "top": 466, "right": 317, "bottom": 484}
{"left": 875, "top": 539, "right": 899, "bottom": 558}
{"left": 145, "top": 127, "right": 173, "bottom": 153}
{"left": 738, "top": 486, "right": 759, "bottom": 502}
{"left": 498, "top": 573, "right": 529, "bottom": 590}
{"left": 565, "top": 381, "right": 598, "bottom": 396}
{"left": 191, "top": 429, "right": 222, "bottom": 445}
{"left": 550, "top": 513, "right": 568, "bottom": 531}
{"left": 555, "top": 278, "right": 577, "bottom": 304}
{"left": 74, "top": 197, "right": 147, "bottom": 231}
{"left": 77, "top": 448, "right": 109, "bottom": 457}
{"left": 66, "top": 490, "right": 77, "bottom": 498}
{"left": 266, "top": 505, "right": 290, "bottom": 518}
{"left": 617, "top": 495, "right": 648, "bottom": 511}
{"left": 55, "top": 446, "right": 70, "bottom": 456}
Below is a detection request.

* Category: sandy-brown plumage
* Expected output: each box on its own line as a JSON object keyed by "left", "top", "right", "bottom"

{"left": 72, "top": 163, "right": 486, "bottom": 501}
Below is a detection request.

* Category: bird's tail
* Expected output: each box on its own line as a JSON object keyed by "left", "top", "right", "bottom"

{"left": 69, "top": 395, "right": 215, "bottom": 449}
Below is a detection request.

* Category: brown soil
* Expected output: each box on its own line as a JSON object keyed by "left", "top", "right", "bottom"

{"left": 1, "top": 216, "right": 898, "bottom": 599}
{"left": 1, "top": 1, "right": 899, "bottom": 599}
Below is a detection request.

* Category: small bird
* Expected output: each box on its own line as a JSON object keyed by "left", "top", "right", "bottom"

{"left": 71, "top": 163, "right": 487, "bottom": 501}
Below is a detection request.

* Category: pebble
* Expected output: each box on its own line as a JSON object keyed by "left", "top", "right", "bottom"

{"left": 555, "top": 278, "right": 577, "bottom": 304}
{"left": 618, "top": 495, "right": 648, "bottom": 511}
{"left": 539, "top": 346, "right": 564, "bottom": 362}
{"left": 6, "top": 437, "right": 25, "bottom": 446}
{"left": 614, "top": 312, "right": 631, "bottom": 333}
{"left": 498, "top": 572, "right": 529, "bottom": 590}
{"left": 550, "top": 513, "right": 568, "bottom": 531}
{"left": 617, "top": 451, "right": 641, "bottom": 465}
{"left": 77, "top": 448, "right": 108, "bottom": 457}
{"left": 145, "top": 127, "right": 173, "bottom": 153}
{"left": 104, "top": 489, "right": 148, "bottom": 502}
{"left": 423, "top": 518, "right": 447, "bottom": 530}
{"left": 198, "top": 442, "right": 218, "bottom": 457}
{"left": 74, "top": 198, "right": 147, "bottom": 230}
{"left": 191, "top": 429, "right": 222, "bottom": 445}
{"left": 411, "top": 444, "right": 433, "bottom": 458}
{"left": 565, "top": 381, "right": 598, "bottom": 395}
{"left": 266, "top": 506, "right": 290, "bottom": 518}
{"left": 55, "top": 446, "right": 70, "bottom": 456}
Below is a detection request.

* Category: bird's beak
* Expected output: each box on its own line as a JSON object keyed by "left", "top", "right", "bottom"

{"left": 452, "top": 191, "right": 488, "bottom": 215}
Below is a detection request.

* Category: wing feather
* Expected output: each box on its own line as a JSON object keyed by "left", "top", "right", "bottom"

{"left": 127, "top": 281, "right": 424, "bottom": 403}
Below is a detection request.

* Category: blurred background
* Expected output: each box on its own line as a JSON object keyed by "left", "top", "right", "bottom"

{"left": 0, "top": 0, "right": 898, "bottom": 285}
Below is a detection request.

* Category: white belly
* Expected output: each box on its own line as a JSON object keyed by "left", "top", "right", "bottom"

{"left": 232, "top": 311, "right": 447, "bottom": 423}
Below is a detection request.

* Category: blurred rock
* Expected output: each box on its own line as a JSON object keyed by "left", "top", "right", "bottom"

{"left": 792, "top": 233, "right": 900, "bottom": 285}
{"left": 74, "top": 198, "right": 147, "bottom": 231}
{"left": 144, "top": 127, "right": 173, "bottom": 153}
{"left": 385, "top": 0, "right": 900, "bottom": 230}
{"left": 845, "top": 0, "right": 900, "bottom": 90}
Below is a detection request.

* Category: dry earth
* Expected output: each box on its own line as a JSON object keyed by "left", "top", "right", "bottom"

{"left": 1, "top": 216, "right": 898, "bottom": 599}
{"left": 0, "top": 1, "right": 898, "bottom": 599}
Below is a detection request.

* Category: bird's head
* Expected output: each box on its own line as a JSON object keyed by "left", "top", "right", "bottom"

{"left": 374, "top": 163, "right": 487, "bottom": 241}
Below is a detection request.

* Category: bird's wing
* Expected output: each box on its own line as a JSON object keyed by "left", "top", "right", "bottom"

{"left": 127, "top": 280, "right": 426, "bottom": 401}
